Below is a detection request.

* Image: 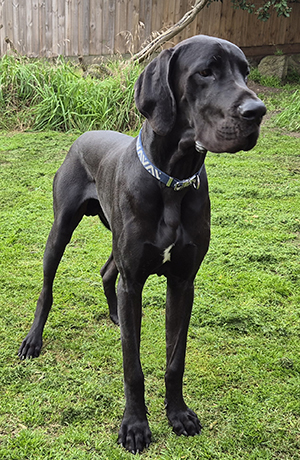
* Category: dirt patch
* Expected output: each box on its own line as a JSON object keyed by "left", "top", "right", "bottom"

{"left": 247, "top": 82, "right": 283, "bottom": 126}
{"left": 248, "top": 82, "right": 300, "bottom": 137}
{"left": 248, "top": 81, "right": 282, "bottom": 96}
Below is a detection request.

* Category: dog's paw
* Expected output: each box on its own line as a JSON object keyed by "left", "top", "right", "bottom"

{"left": 167, "top": 407, "right": 202, "bottom": 437}
{"left": 110, "top": 312, "right": 119, "bottom": 326}
{"left": 118, "top": 416, "right": 151, "bottom": 454}
{"left": 18, "top": 333, "right": 42, "bottom": 359}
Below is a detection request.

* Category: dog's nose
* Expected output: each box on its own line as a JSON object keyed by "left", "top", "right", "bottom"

{"left": 239, "top": 99, "right": 266, "bottom": 124}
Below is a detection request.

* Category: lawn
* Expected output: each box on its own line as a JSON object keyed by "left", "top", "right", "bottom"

{"left": 0, "top": 125, "right": 299, "bottom": 459}
{"left": 0, "top": 60, "right": 300, "bottom": 459}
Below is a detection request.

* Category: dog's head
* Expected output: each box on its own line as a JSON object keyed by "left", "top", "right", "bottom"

{"left": 134, "top": 35, "right": 266, "bottom": 153}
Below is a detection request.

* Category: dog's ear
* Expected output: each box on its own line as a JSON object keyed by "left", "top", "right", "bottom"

{"left": 134, "top": 49, "right": 177, "bottom": 136}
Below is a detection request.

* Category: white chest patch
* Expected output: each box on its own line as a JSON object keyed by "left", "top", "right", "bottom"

{"left": 162, "top": 243, "right": 175, "bottom": 264}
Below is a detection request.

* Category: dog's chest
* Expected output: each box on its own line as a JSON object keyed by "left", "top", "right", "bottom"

{"left": 141, "top": 192, "right": 209, "bottom": 277}
{"left": 162, "top": 243, "right": 175, "bottom": 264}
{"left": 142, "top": 231, "right": 199, "bottom": 279}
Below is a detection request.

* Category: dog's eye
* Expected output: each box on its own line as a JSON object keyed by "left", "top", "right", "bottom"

{"left": 245, "top": 68, "right": 250, "bottom": 83}
{"left": 199, "top": 69, "right": 212, "bottom": 78}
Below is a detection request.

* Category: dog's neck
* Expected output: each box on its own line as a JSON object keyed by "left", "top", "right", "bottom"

{"left": 141, "top": 121, "right": 207, "bottom": 181}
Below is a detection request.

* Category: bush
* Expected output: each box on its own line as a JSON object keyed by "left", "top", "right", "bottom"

{"left": 0, "top": 55, "right": 143, "bottom": 132}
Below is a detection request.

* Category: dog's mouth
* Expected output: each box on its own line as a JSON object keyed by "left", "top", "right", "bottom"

{"left": 196, "top": 118, "right": 262, "bottom": 154}
{"left": 193, "top": 93, "right": 266, "bottom": 153}
{"left": 218, "top": 119, "right": 261, "bottom": 151}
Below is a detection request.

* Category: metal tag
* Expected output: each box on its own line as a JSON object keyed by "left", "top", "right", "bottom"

{"left": 192, "top": 175, "right": 201, "bottom": 190}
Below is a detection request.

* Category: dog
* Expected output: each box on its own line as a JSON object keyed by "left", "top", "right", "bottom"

{"left": 18, "top": 35, "right": 266, "bottom": 453}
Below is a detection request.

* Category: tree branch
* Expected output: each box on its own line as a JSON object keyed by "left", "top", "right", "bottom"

{"left": 132, "top": 0, "right": 210, "bottom": 63}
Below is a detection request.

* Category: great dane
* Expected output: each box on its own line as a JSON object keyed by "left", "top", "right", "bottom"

{"left": 19, "top": 35, "right": 266, "bottom": 453}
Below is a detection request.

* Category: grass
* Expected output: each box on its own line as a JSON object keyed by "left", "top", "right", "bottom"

{"left": 0, "top": 126, "right": 299, "bottom": 459}
{"left": 273, "top": 90, "right": 300, "bottom": 132}
{"left": 249, "top": 67, "right": 282, "bottom": 88}
{"left": 0, "top": 55, "right": 142, "bottom": 132}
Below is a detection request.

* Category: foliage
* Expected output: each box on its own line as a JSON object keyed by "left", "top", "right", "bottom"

{"left": 232, "top": 0, "right": 293, "bottom": 20}
{"left": 212, "top": 0, "right": 294, "bottom": 20}
{"left": 0, "top": 55, "right": 142, "bottom": 132}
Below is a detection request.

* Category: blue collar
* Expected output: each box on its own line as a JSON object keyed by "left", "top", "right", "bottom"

{"left": 136, "top": 130, "right": 206, "bottom": 191}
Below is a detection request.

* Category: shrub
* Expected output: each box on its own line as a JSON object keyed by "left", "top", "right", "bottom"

{"left": 0, "top": 55, "right": 143, "bottom": 132}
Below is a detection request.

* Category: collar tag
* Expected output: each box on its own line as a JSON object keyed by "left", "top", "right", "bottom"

{"left": 173, "top": 173, "right": 201, "bottom": 191}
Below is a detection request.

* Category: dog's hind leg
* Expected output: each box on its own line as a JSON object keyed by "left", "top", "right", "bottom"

{"left": 100, "top": 253, "right": 119, "bottom": 325}
{"left": 18, "top": 159, "right": 95, "bottom": 359}
{"left": 18, "top": 205, "right": 86, "bottom": 359}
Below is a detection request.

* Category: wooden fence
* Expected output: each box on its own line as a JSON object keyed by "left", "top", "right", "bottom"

{"left": 0, "top": 0, "right": 299, "bottom": 58}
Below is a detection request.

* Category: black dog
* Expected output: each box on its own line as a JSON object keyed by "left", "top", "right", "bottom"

{"left": 19, "top": 35, "right": 266, "bottom": 453}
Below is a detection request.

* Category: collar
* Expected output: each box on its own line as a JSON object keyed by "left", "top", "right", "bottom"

{"left": 136, "top": 129, "right": 206, "bottom": 191}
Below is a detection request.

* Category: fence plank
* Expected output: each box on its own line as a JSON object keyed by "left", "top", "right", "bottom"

{"left": 4, "top": 0, "right": 13, "bottom": 54}
{"left": 39, "top": 1, "right": 46, "bottom": 56}
{"left": 52, "top": 0, "right": 58, "bottom": 56}
{"left": 65, "top": 0, "right": 71, "bottom": 55}
{"left": 71, "top": 0, "right": 78, "bottom": 56}
{"left": 18, "top": 0, "right": 26, "bottom": 53}
{"left": 102, "top": 0, "right": 109, "bottom": 54}
{"left": 132, "top": 0, "right": 140, "bottom": 52}
{"left": 45, "top": 0, "right": 52, "bottom": 57}
{"left": 26, "top": 0, "right": 33, "bottom": 55}
{"left": 141, "top": 0, "right": 152, "bottom": 46}
{"left": 151, "top": 0, "right": 163, "bottom": 39}
{"left": 57, "top": 0, "right": 65, "bottom": 55}
{"left": 90, "top": 0, "right": 102, "bottom": 55}
{"left": 80, "top": 0, "right": 90, "bottom": 55}
{"left": 12, "top": 0, "right": 19, "bottom": 49}
{"left": 108, "top": 0, "right": 116, "bottom": 54}
{"left": 31, "top": 0, "right": 39, "bottom": 56}
{"left": 115, "top": 0, "right": 127, "bottom": 54}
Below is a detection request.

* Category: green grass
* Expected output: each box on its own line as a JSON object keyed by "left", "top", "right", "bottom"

{"left": 0, "top": 126, "right": 299, "bottom": 459}
{"left": 249, "top": 67, "right": 282, "bottom": 88}
{"left": 257, "top": 86, "right": 300, "bottom": 133}
{"left": 273, "top": 90, "right": 300, "bottom": 132}
{"left": 0, "top": 55, "right": 142, "bottom": 132}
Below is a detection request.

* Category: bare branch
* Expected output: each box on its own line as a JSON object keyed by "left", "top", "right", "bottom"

{"left": 132, "top": 0, "right": 210, "bottom": 63}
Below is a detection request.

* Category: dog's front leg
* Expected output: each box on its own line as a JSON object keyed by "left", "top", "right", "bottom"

{"left": 165, "top": 277, "right": 202, "bottom": 437}
{"left": 117, "top": 276, "right": 151, "bottom": 453}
